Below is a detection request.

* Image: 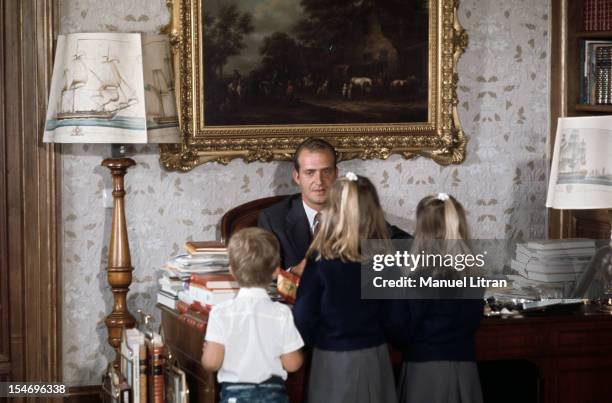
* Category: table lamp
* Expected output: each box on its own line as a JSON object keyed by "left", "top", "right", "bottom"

{"left": 546, "top": 116, "right": 612, "bottom": 308}
{"left": 43, "top": 32, "right": 179, "bottom": 366}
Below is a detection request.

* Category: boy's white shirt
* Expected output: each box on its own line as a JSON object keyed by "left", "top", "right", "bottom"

{"left": 205, "top": 287, "right": 304, "bottom": 383}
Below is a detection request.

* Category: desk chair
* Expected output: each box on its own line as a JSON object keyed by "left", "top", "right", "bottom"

{"left": 220, "top": 195, "right": 288, "bottom": 244}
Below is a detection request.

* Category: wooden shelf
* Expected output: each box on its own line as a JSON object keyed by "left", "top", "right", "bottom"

{"left": 577, "top": 31, "right": 612, "bottom": 38}
{"left": 575, "top": 104, "right": 612, "bottom": 112}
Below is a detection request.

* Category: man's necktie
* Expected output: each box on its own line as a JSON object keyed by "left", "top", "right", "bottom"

{"left": 313, "top": 212, "right": 321, "bottom": 236}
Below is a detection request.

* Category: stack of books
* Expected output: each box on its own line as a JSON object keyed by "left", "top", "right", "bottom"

{"left": 157, "top": 241, "right": 230, "bottom": 310}
{"left": 157, "top": 241, "right": 239, "bottom": 331}
{"left": 510, "top": 239, "right": 596, "bottom": 286}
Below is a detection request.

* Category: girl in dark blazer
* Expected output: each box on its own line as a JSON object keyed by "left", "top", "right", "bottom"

{"left": 396, "top": 194, "right": 484, "bottom": 403}
{"left": 293, "top": 173, "right": 397, "bottom": 403}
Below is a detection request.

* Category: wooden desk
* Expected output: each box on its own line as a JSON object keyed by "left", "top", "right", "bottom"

{"left": 475, "top": 307, "right": 612, "bottom": 403}
{"left": 159, "top": 305, "right": 612, "bottom": 403}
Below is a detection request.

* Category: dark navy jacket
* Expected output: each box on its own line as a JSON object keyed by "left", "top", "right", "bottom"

{"left": 293, "top": 257, "right": 398, "bottom": 351}
{"left": 392, "top": 298, "right": 484, "bottom": 362}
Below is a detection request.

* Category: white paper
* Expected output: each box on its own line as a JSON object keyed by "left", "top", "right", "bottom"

{"left": 44, "top": 33, "right": 147, "bottom": 143}
{"left": 546, "top": 116, "right": 612, "bottom": 209}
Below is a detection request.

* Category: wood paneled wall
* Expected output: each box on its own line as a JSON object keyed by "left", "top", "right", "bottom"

{"left": 0, "top": 0, "right": 62, "bottom": 388}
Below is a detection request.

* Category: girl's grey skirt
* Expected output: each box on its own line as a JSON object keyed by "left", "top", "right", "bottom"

{"left": 398, "top": 361, "right": 483, "bottom": 403}
{"left": 307, "top": 344, "right": 397, "bottom": 403}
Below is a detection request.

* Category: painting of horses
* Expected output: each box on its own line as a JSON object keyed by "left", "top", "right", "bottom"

{"left": 201, "top": 0, "right": 429, "bottom": 126}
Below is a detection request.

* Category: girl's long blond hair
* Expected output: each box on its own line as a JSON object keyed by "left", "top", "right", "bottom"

{"left": 412, "top": 194, "right": 474, "bottom": 278}
{"left": 414, "top": 194, "right": 470, "bottom": 242}
{"left": 306, "top": 175, "right": 389, "bottom": 262}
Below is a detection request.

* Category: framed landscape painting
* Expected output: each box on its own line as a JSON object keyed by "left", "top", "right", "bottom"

{"left": 161, "top": 0, "right": 468, "bottom": 170}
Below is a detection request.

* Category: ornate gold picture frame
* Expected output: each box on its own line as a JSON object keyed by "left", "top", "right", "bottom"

{"left": 161, "top": 0, "right": 467, "bottom": 171}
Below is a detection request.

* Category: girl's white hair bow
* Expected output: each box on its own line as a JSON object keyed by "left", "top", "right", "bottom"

{"left": 436, "top": 192, "right": 450, "bottom": 201}
{"left": 345, "top": 171, "right": 358, "bottom": 181}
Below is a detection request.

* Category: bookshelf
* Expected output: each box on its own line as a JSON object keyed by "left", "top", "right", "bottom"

{"left": 549, "top": 0, "right": 612, "bottom": 240}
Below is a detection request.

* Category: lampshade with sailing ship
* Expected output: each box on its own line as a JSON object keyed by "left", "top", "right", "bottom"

{"left": 546, "top": 116, "right": 612, "bottom": 210}
{"left": 547, "top": 115, "right": 612, "bottom": 304}
{"left": 43, "top": 32, "right": 179, "bottom": 144}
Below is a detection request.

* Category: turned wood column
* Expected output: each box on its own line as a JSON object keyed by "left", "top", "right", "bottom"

{"left": 102, "top": 157, "right": 137, "bottom": 367}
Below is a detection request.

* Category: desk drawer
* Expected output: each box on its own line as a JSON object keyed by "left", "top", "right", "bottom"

{"left": 553, "top": 322, "right": 612, "bottom": 354}
{"left": 476, "top": 323, "right": 545, "bottom": 360}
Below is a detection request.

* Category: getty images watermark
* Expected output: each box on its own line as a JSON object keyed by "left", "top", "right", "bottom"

{"left": 361, "top": 240, "right": 510, "bottom": 299}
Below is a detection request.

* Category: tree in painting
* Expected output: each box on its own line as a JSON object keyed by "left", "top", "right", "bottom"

{"left": 202, "top": 0, "right": 429, "bottom": 125}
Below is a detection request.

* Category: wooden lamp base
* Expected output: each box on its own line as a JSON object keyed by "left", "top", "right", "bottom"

{"left": 102, "top": 156, "right": 137, "bottom": 368}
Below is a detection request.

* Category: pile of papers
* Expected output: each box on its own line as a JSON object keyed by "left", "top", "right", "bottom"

{"left": 157, "top": 241, "right": 236, "bottom": 311}
{"left": 508, "top": 239, "right": 596, "bottom": 297}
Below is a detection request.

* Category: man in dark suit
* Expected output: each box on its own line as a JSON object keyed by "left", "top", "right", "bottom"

{"left": 258, "top": 138, "right": 410, "bottom": 275}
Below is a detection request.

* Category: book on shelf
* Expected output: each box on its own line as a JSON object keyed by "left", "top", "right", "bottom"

{"left": 120, "top": 328, "right": 147, "bottom": 403}
{"left": 146, "top": 333, "right": 165, "bottom": 403}
{"left": 185, "top": 240, "right": 227, "bottom": 255}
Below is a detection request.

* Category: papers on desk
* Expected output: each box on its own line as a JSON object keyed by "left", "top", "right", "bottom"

{"left": 521, "top": 298, "right": 585, "bottom": 311}
{"left": 509, "top": 239, "right": 595, "bottom": 286}
{"left": 162, "top": 253, "right": 230, "bottom": 280}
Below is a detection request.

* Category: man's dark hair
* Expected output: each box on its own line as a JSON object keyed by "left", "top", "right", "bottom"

{"left": 293, "top": 138, "right": 337, "bottom": 171}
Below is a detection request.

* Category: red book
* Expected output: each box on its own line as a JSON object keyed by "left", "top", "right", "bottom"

{"left": 190, "top": 300, "right": 212, "bottom": 315}
{"left": 176, "top": 299, "right": 190, "bottom": 314}
{"left": 190, "top": 273, "right": 238, "bottom": 289}
{"left": 178, "top": 311, "right": 207, "bottom": 333}
{"left": 146, "top": 336, "right": 164, "bottom": 403}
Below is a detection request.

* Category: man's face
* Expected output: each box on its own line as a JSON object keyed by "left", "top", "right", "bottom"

{"left": 293, "top": 149, "right": 337, "bottom": 210}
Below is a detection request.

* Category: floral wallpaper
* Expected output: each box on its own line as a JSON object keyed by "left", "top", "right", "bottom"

{"left": 60, "top": 0, "right": 550, "bottom": 385}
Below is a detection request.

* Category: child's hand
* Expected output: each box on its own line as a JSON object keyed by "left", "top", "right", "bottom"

{"left": 280, "top": 349, "right": 303, "bottom": 372}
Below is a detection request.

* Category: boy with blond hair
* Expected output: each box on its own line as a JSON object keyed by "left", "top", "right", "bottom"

{"left": 201, "top": 227, "right": 304, "bottom": 403}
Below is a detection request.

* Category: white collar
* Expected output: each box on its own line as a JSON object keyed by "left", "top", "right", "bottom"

{"left": 237, "top": 287, "right": 270, "bottom": 299}
{"left": 302, "top": 200, "right": 319, "bottom": 231}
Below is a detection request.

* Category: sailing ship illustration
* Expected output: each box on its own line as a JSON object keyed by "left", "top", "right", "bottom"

{"left": 557, "top": 130, "right": 588, "bottom": 181}
{"left": 56, "top": 43, "right": 139, "bottom": 120}
{"left": 145, "top": 50, "right": 178, "bottom": 125}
